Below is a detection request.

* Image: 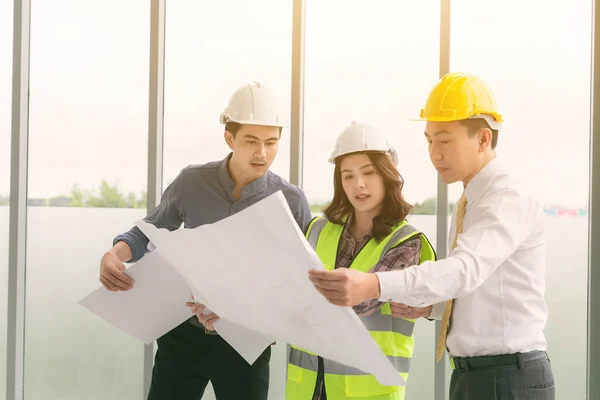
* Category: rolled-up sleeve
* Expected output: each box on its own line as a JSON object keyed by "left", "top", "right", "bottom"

{"left": 113, "top": 173, "right": 185, "bottom": 262}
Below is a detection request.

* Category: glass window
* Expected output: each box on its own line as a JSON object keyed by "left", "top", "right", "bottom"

{"left": 164, "top": 1, "right": 293, "bottom": 398}
{"left": 451, "top": 1, "right": 592, "bottom": 398}
{"left": 164, "top": 0, "right": 292, "bottom": 189}
{"left": 0, "top": 0, "right": 13, "bottom": 396}
{"left": 26, "top": 1, "right": 149, "bottom": 398}
{"left": 304, "top": 1, "right": 441, "bottom": 398}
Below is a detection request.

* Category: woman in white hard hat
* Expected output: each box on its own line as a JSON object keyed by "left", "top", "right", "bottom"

{"left": 286, "top": 122, "right": 436, "bottom": 400}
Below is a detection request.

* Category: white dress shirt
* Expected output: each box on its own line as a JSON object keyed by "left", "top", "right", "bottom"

{"left": 377, "top": 158, "right": 548, "bottom": 357}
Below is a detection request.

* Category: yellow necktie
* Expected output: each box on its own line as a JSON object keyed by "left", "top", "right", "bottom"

{"left": 435, "top": 193, "right": 467, "bottom": 362}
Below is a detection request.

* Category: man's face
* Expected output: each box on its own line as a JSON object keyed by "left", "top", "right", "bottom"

{"left": 225, "top": 124, "right": 281, "bottom": 181}
{"left": 424, "top": 120, "right": 483, "bottom": 185}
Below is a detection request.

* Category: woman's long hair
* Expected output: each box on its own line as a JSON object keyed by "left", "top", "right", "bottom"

{"left": 323, "top": 152, "right": 413, "bottom": 242}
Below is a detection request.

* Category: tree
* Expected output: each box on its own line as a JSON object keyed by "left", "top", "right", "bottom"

{"left": 412, "top": 197, "right": 437, "bottom": 215}
{"left": 411, "top": 197, "right": 456, "bottom": 215}
{"left": 69, "top": 184, "right": 85, "bottom": 207}
{"left": 86, "top": 180, "right": 127, "bottom": 208}
{"left": 62, "top": 181, "right": 147, "bottom": 208}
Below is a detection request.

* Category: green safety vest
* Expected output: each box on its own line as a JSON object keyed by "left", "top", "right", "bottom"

{"left": 286, "top": 216, "right": 436, "bottom": 400}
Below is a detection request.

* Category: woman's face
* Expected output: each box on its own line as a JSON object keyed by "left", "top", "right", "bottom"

{"left": 340, "top": 153, "right": 385, "bottom": 215}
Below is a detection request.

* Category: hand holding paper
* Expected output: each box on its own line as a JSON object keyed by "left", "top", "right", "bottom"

{"left": 186, "top": 301, "right": 220, "bottom": 331}
{"left": 80, "top": 191, "right": 404, "bottom": 387}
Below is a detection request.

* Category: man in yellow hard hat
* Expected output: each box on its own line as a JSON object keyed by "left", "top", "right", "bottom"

{"left": 307, "top": 72, "right": 555, "bottom": 399}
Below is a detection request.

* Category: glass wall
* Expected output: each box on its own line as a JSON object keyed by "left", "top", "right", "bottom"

{"left": 451, "top": 1, "right": 592, "bottom": 398}
{"left": 1, "top": 1, "right": 596, "bottom": 399}
{"left": 0, "top": 0, "right": 14, "bottom": 396}
{"left": 25, "top": 1, "right": 149, "bottom": 398}
{"left": 163, "top": 0, "right": 293, "bottom": 397}
{"left": 163, "top": 0, "right": 293, "bottom": 189}
{"left": 303, "top": 1, "right": 440, "bottom": 398}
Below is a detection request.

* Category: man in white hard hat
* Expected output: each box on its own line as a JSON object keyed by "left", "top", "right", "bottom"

{"left": 98, "top": 81, "right": 312, "bottom": 400}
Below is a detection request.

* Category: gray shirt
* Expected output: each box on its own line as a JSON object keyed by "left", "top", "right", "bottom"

{"left": 114, "top": 153, "right": 313, "bottom": 262}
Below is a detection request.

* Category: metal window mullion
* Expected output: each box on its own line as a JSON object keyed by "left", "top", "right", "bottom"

{"left": 289, "top": 0, "right": 306, "bottom": 188}
{"left": 435, "top": 0, "right": 451, "bottom": 400}
{"left": 587, "top": 0, "right": 600, "bottom": 398}
{"left": 7, "top": 0, "right": 31, "bottom": 399}
{"left": 143, "top": 0, "right": 165, "bottom": 398}
{"left": 286, "top": 0, "right": 306, "bottom": 386}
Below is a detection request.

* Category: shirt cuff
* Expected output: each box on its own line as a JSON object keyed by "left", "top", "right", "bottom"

{"left": 375, "top": 271, "right": 407, "bottom": 303}
{"left": 428, "top": 301, "right": 446, "bottom": 320}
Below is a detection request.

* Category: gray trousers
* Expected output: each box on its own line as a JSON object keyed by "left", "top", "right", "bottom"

{"left": 449, "top": 351, "right": 554, "bottom": 400}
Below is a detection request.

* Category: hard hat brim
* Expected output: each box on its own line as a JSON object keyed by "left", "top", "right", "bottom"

{"left": 230, "top": 119, "right": 290, "bottom": 128}
{"left": 411, "top": 112, "right": 503, "bottom": 130}
{"left": 220, "top": 115, "right": 290, "bottom": 128}
{"left": 328, "top": 149, "right": 395, "bottom": 164}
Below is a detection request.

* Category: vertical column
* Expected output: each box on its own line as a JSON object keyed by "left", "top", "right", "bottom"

{"left": 435, "top": 0, "right": 451, "bottom": 399}
{"left": 7, "top": 0, "right": 31, "bottom": 399}
{"left": 289, "top": 0, "right": 306, "bottom": 188}
{"left": 144, "top": 0, "right": 166, "bottom": 398}
{"left": 588, "top": 0, "right": 600, "bottom": 397}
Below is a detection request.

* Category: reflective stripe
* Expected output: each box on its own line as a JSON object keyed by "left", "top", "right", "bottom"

{"left": 379, "top": 223, "right": 419, "bottom": 260}
{"left": 307, "top": 217, "right": 328, "bottom": 249}
{"left": 289, "top": 347, "right": 319, "bottom": 371}
{"left": 289, "top": 348, "right": 411, "bottom": 375}
{"left": 359, "top": 313, "right": 415, "bottom": 337}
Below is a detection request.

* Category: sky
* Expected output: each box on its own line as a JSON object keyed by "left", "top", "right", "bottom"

{"left": 0, "top": 0, "right": 594, "bottom": 208}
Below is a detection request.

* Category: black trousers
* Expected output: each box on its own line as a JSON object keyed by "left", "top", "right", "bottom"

{"left": 147, "top": 320, "right": 271, "bottom": 400}
{"left": 449, "top": 351, "right": 554, "bottom": 400}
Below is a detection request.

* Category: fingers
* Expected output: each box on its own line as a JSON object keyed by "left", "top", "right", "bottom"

{"left": 185, "top": 302, "right": 200, "bottom": 314}
{"left": 114, "top": 267, "right": 134, "bottom": 286}
{"left": 200, "top": 314, "right": 220, "bottom": 327}
{"left": 391, "top": 305, "right": 430, "bottom": 319}
{"left": 101, "top": 270, "right": 133, "bottom": 291}
{"left": 100, "top": 277, "right": 117, "bottom": 291}
{"left": 308, "top": 269, "right": 346, "bottom": 282}
{"left": 189, "top": 304, "right": 220, "bottom": 330}
{"left": 393, "top": 310, "right": 419, "bottom": 319}
{"left": 100, "top": 251, "right": 134, "bottom": 291}
{"left": 310, "top": 276, "right": 347, "bottom": 292}
{"left": 197, "top": 312, "right": 220, "bottom": 331}
{"left": 312, "top": 285, "right": 345, "bottom": 302}
{"left": 390, "top": 303, "right": 409, "bottom": 314}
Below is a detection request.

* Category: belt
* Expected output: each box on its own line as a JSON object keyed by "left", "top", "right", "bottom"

{"left": 450, "top": 351, "right": 549, "bottom": 371}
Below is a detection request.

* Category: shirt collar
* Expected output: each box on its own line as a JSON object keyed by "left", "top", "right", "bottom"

{"left": 217, "top": 153, "right": 269, "bottom": 199}
{"left": 342, "top": 212, "right": 373, "bottom": 242}
{"left": 464, "top": 156, "right": 501, "bottom": 203}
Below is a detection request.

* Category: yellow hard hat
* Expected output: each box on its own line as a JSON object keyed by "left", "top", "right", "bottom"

{"left": 419, "top": 72, "right": 503, "bottom": 130}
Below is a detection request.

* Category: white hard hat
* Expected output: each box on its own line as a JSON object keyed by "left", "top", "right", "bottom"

{"left": 219, "top": 81, "right": 289, "bottom": 128}
{"left": 329, "top": 122, "right": 398, "bottom": 164}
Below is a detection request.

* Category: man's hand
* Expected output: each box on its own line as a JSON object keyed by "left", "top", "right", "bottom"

{"left": 308, "top": 268, "right": 380, "bottom": 306}
{"left": 390, "top": 303, "right": 432, "bottom": 319}
{"left": 186, "top": 301, "right": 220, "bottom": 331}
{"left": 99, "top": 251, "right": 134, "bottom": 291}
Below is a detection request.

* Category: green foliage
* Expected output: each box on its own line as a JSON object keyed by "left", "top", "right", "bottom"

{"left": 308, "top": 197, "right": 455, "bottom": 215}
{"left": 59, "top": 181, "right": 146, "bottom": 208}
